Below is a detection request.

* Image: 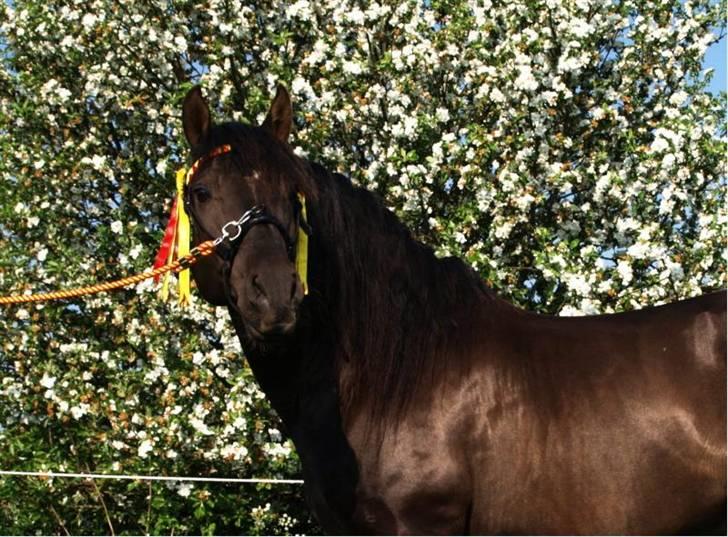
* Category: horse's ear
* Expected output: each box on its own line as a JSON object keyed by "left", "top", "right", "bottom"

{"left": 182, "top": 86, "right": 211, "bottom": 146}
{"left": 261, "top": 84, "right": 292, "bottom": 143}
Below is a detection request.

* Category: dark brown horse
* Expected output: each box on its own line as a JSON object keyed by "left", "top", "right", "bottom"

{"left": 180, "top": 85, "right": 726, "bottom": 535}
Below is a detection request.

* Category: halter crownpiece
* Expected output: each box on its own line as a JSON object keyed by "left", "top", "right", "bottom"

{"left": 153, "top": 145, "right": 310, "bottom": 306}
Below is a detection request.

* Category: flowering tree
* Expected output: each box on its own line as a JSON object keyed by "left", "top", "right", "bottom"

{"left": 0, "top": 0, "right": 724, "bottom": 534}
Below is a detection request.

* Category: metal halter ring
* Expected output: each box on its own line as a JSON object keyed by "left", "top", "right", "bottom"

{"left": 220, "top": 220, "right": 243, "bottom": 242}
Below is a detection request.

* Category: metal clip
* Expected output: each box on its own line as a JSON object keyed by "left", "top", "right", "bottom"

{"left": 221, "top": 220, "right": 243, "bottom": 242}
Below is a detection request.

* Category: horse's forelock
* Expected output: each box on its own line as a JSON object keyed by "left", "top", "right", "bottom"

{"left": 198, "top": 122, "right": 318, "bottom": 202}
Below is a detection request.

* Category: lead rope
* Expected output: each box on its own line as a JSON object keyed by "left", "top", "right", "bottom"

{"left": 0, "top": 240, "right": 216, "bottom": 306}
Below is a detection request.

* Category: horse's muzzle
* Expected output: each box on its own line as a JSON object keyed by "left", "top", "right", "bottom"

{"left": 239, "top": 270, "right": 303, "bottom": 340}
{"left": 253, "top": 308, "right": 297, "bottom": 338}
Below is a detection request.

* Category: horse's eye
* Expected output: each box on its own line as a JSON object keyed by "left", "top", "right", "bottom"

{"left": 192, "top": 186, "right": 211, "bottom": 203}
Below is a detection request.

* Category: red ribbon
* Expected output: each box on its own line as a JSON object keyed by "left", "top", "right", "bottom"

{"left": 153, "top": 198, "right": 179, "bottom": 282}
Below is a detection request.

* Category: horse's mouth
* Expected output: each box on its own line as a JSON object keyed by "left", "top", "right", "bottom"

{"left": 245, "top": 322, "right": 266, "bottom": 341}
{"left": 243, "top": 316, "right": 297, "bottom": 343}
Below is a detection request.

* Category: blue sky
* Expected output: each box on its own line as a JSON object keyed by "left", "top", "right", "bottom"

{"left": 704, "top": 35, "right": 726, "bottom": 95}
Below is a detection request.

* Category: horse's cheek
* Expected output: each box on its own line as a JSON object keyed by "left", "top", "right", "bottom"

{"left": 191, "top": 257, "right": 228, "bottom": 306}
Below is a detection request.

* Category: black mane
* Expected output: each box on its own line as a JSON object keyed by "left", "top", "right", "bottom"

{"left": 304, "top": 160, "right": 493, "bottom": 424}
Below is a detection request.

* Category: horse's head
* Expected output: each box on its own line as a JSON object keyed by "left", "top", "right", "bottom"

{"left": 181, "top": 85, "right": 311, "bottom": 341}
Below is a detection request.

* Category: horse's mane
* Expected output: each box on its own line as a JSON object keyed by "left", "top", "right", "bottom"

{"left": 306, "top": 161, "right": 493, "bottom": 424}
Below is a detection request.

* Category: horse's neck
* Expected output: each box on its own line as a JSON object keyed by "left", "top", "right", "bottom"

{"left": 228, "top": 309, "right": 359, "bottom": 530}
{"left": 227, "top": 307, "right": 338, "bottom": 426}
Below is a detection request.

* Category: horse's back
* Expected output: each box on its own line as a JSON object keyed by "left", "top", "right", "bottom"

{"left": 469, "top": 291, "right": 726, "bottom": 535}
{"left": 627, "top": 290, "right": 725, "bottom": 432}
{"left": 669, "top": 290, "right": 726, "bottom": 369}
{"left": 629, "top": 291, "right": 726, "bottom": 535}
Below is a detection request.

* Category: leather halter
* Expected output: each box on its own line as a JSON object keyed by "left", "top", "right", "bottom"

{"left": 182, "top": 145, "right": 310, "bottom": 308}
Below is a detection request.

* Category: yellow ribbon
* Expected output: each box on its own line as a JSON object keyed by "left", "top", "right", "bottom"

{"left": 296, "top": 193, "right": 309, "bottom": 296}
{"left": 175, "top": 168, "right": 192, "bottom": 305}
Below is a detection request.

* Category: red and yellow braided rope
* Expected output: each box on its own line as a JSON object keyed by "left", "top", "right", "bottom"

{"left": 0, "top": 240, "right": 216, "bottom": 306}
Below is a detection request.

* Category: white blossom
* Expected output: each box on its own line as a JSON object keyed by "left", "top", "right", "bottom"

{"left": 617, "top": 260, "right": 634, "bottom": 285}
{"left": 490, "top": 87, "right": 506, "bottom": 103}
{"left": 138, "top": 439, "right": 154, "bottom": 458}
{"left": 81, "top": 13, "right": 97, "bottom": 30}
{"left": 177, "top": 483, "right": 193, "bottom": 497}
{"left": 70, "top": 403, "right": 89, "bottom": 420}
{"left": 189, "top": 417, "right": 213, "bottom": 435}
{"left": 435, "top": 107, "right": 450, "bottom": 122}
{"left": 40, "top": 374, "right": 56, "bottom": 389}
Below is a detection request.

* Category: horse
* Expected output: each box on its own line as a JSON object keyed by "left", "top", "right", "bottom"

{"left": 178, "top": 85, "right": 726, "bottom": 535}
